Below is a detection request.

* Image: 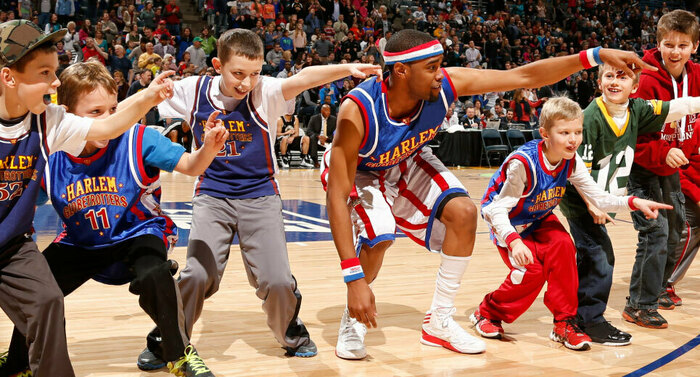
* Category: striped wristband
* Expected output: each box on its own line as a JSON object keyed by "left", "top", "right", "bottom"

{"left": 341, "top": 257, "right": 365, "bottom": 283}
{"left": 579, "top": 46, "right": 602, "bottom": 69}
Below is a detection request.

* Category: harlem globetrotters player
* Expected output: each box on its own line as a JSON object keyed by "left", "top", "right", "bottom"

{"left": 322, "top": 29, "right": 654, "bottom": 359}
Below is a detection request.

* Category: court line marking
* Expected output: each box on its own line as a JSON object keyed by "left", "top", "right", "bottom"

{"left": 623, "top": 333, "right": 700, "bottom": 376}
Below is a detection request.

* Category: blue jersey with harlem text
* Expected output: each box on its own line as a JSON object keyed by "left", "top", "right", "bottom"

{"left": 46, "top": 125, "right": 179, "bottom": 249}
{"left": 0, "top": 114, "right": 48, "bottom": 249}
{"left": 190, "top": 75, "right": 279, "bottom": 198}
{"left": 481, "top": 140, "right": 575, "bottom": 242}
{"left": 344, "top": 69, "right": 457, "bottom": 171}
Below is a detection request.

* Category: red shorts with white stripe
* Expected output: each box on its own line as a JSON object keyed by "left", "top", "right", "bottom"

{"left": 321, "top": 147, "right": 468, "bottom": 253}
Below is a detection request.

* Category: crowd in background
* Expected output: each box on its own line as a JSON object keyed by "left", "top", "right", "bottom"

{"left": 1, "top": 0, "right": 696, "bottom": 148}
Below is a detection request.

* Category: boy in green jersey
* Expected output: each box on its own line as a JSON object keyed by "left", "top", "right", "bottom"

{"left": 559, "top": 63, "right": 700, "bottom": 344}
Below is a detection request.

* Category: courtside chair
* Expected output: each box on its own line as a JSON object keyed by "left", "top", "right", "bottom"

{"left": 481, "top": 128, "right": 509, "bottom": 168}
{"left": 506, "top": 129, "right": 527, "bottom": 151}
{"left": 532, "top": 128, "right": 542, "bottom": 139}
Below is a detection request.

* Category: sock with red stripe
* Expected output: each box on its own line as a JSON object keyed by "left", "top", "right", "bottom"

{"left": 430, "top": 252, "right": 470, "bottom": 312}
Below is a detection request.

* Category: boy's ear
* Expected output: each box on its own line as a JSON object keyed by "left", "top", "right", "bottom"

{"left": 631, "top": 82, "right": 639, "bottom": 94}
{"left": 212, "top": 57, "right": 222, "bottom": 74}
{"left": 1, "top": 67, "right": 16, "bottom": 88}
{"left": 539, "top": 126, "right": 548, "bottom": 140}
{"left": 60, "top": 104, "right": 69, "bottom": 111}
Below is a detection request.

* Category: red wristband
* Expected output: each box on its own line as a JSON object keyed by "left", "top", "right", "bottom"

{"left": 505, "top": 232, "right": 522, "bottom": 249}
{"left": 628, "top": 196, "right": 639, "bottom": 211}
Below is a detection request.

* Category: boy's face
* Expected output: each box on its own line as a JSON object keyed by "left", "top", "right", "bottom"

{"left": 213, "top": 54, "right": 264, "bottom": 100}
{"left": 5, "top": 50, "right": 61, "bottom": 115}
{"left": 71, "top": 86, "right": 118, "bottom": 149}
{"left": 658, "top": 30, "right": 698, "bottom": 77}
{"left": 598, "top": 67, "right": 638, "bottom": 104}
{"left": 540, "top": 117, "right": 583, "bottom": 163}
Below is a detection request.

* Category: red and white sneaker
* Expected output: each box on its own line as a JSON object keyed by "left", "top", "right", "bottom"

{"left": 469, "top": 309, "right": 504, "bottom": 339}
{"left": 550, "top": 319, "right": 592, "bottom": 351}
{"left": 666, "top": 285, "right": 683, "bottom": 306}
{"left": 420, "top": 307, "right": 486, "bottom": 354}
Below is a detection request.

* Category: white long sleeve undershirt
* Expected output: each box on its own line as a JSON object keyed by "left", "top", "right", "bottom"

{"left": 481, "top": 152, "right": 632, "bottom": 247}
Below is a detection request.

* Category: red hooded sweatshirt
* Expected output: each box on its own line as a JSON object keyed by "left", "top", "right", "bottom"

{"left": 631, "top": 48, "right": 700, "bottom": 176}
{"left": 680, "top": 124, "right": 700, "bottom": 203}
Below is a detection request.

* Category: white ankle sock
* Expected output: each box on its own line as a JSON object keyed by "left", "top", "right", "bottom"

{"left": 431, "top": 252, "right": 470, "bottom": 312}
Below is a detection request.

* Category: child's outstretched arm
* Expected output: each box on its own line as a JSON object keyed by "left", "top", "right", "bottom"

{"left": 88, "top": 71, "right": 175, "bottom": 141}
{"left": 281, "top": 63, "right": 383, "bottom": 101}
{"left": 571, "top": 154, "right": 673, "bottom": 217}
{"left": 173, "top": 110, "right": 228, "bottom": 176}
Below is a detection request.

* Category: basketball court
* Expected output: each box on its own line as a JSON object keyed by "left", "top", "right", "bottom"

{"left": 1, "top": 167, "right": 698, "bottom": 376}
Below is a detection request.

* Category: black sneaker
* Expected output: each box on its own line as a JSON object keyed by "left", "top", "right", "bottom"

{"left": 167, "top": 345, "right": 214, "bottom": 377}
{"left": 658, "top": 292, "right": 676, "bottom": 310}
{"left": 0, "top": 351, "right": 31, "bottom": 377}
{"left": 284, "top": 339, "right": 318, "bottom": 357}
{"left": 622, "top": 306, "right": 668, "bottom": 329}
{"left": 137, "top": 347, "right": 166, "bottom": 371}
{"left": 582, "top": 321, "right": 632, "bottom": 346}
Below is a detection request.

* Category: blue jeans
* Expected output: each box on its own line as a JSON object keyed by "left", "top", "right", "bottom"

{"left": 567, "top": 213, "right": 614, "bottom": 325}
{"left": 626, "top": 167, "right": 685, "bottom": 309}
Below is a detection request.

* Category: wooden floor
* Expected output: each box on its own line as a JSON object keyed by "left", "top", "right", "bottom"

{"left": 2, "top": 167, "right": 699, "bottom": 376}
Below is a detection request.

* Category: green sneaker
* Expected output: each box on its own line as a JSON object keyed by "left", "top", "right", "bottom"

{"left": 167, "top": 345, "right": 214, "bottom": 377}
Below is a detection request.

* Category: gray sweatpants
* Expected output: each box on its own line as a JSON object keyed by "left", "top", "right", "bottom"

{"left": 0, "top": 237, "right": 74, "bottom": 377}
{"left": 178, "top": 194, "right": 308, "bottom": 349}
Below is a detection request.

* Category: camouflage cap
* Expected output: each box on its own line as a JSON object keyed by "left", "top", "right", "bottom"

{"left": 0, "top": 20, "right": 67, "bottom": 68}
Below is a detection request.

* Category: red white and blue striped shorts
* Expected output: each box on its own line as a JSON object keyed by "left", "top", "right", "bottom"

{"left": 322, "top": 147, "right": 468, "bottom": 254}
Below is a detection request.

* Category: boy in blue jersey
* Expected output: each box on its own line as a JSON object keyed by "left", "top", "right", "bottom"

{"left": 324, "top": 29, "right": 655, "bottom": 359}
{"left": 137, "top": 28, "right": 383, "bottom": 366}
{"left": 474, "top": 97, "right": 670, "bottom": 351}
{"left": 0, "top": 20, "right": 175, "bottom": 377}
{"left": 2, "top": 61, "right": 228, "bottom": 376}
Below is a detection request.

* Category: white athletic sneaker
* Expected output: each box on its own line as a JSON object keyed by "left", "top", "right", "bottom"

{"left": 420, "top": 307, "right": 486, "bottom": 354}
{"left": 335, "top": 309, "right": 368, "bottom": 360}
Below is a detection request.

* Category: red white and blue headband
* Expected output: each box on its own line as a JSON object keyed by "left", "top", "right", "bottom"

{"left": 383, "top": 40, "right": 444, "bottom": 65}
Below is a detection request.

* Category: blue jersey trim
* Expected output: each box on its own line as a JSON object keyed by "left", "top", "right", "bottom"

{"left": 425, "top": 187, "right": 468, "bottom": 251}
{"left": 356, "top": 233, "right": 396, "bottom": 256}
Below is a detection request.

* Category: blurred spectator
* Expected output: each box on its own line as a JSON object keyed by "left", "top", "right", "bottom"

{"left": 113, "top": 70, "right": 129, "bottom": 101}
{"left": 140, "top": 1, "right": 156, "bottom": 30}
{"left": 509, "top": 88, "right": 544, "bottom": 125}
{"left": 186, "top": 37, "right": 207, "bottom": 71}
{"left": 154, "top": 20, "right": 172, "bottom": 40}
{"left": 109, "top": 44, "right": 132, "bottom": 81}
{"left": 83, "top": 37, "right": 108, "bottom": 65}
{"left": 44, "top": 13, "right": 61, "bottom": 33}
{"left": 100, "top": 12, "right": 119, "bottom": 44}
{"left": 154, "top": 34, "right": 176, "bottom": 57}
{"left": 56, "top": 0, "right": 75, "bottom": 25}
{"left": 164, "top": 0, "right": 182, "bottom": 36}
{"left": 461, "top": 106, "right": 481, "bottom": 128}
{"left": 200, "top": 27, "right": 217, "bottom": 56}
{"left": 138, "top": 42, "right": 159, "bottom": 69}
{"left": 176, "top": 27, "right": 194, "bottom": 61}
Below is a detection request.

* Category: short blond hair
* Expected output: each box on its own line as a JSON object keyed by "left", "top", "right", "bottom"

{"left": 57, "top": 61, "right": 117, "bottom": 112}
{"left": 538, "top": 97, "right": 582, "bottom": 130}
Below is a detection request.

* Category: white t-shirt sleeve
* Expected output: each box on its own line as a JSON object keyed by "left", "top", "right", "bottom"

{"left": 157, "top": 76, "right": 198, "bottom": 121}
{"left": 44, "top": 104, "right": 91, "bottom": 156}
{"left": 256, "top": 76, "right": 296, "bottom": 136}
